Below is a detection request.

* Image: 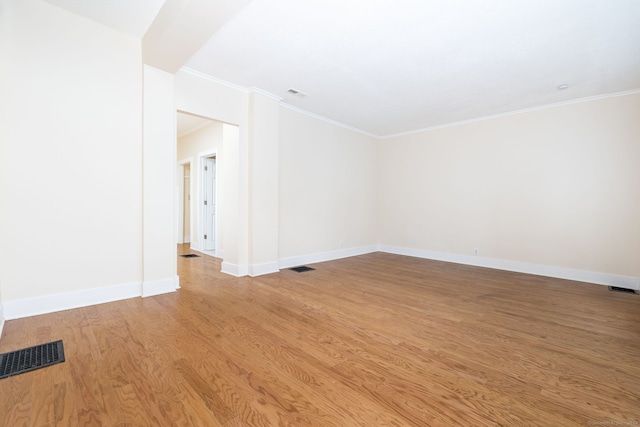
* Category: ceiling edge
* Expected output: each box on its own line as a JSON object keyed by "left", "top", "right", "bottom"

{"left": 250, "top": 87, "right": 284, "bottom": 102}
{"left": 179, "top": 67, "right": 380, "bottom": 139}
{"left": 179, "top": 72, "right": 640, "bottom": 141}
{"left": 180, "top": 67, "right": 250, "bottom": 93}
{"left": 279, "top": 103, "right": 381, "bottom": 139}
{"left": 383, "top": 88, "right": 640, "bottom": 140}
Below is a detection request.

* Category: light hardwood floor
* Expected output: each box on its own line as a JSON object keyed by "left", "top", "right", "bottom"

{"left": 1, "top": 246, "right": 639, "bottom": 426}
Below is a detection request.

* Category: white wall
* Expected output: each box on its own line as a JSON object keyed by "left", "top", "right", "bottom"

{"left": 177, "top": 120, "right": 224, "bottom": 252}
{"left": 178, "top": 121, "right": 223, "bottom": 160}
{"left": 175, "top": 70, "right": 246, "bottom": 126}
{"left": 248, "top": 92, "right": 280, "bottom": 274}
{"left": 175, "top": 72, "right": 284, "bottom": 276}
{"left": 142, "top": 65, "right": 179, "bottom": 296}
{"left": 279, "top": 107, "right": 379, "bottom": 261}
{"left": 219, "top": 124, "right": 242, "bottom": 270}
{"left": 0, "top": 0, "right": 143, "bottom": 306}
{"left": 175, "top": 71, "right": 381, "bottom": 272}
{"left": 379, "top": 92, "right": 640, "bottom": 281}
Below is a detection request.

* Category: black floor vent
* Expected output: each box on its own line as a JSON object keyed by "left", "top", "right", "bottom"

{"left": 0, "top": 340, "right": 65, "bottom": 380}
{"left": 180, "top": 254, "right": 200, "bottom": 258}
{"left": 608, "top": 286, "right": 638, "bottom": 294}
{"left": 290, "top": 266, "right": 315, "bottom": 273}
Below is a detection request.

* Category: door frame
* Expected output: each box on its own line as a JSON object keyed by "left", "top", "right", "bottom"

{"left": 177, "top": 158, "right": 191, "bottom": 245}
{"left": 198, "top": 150, "right": 219, "bottom": 255}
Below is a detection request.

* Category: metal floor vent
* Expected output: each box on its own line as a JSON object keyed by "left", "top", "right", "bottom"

{"left": 180, "top": 254, "right": 200, "bottom": 258}
{"left": 0, "top": 340, "right": 65, "bottom": 380}
{"left": 290, "top": 266, "right": 315, "bottom": 273}
{"left": 608, "top": 286, "right": 638, "bottom": 294}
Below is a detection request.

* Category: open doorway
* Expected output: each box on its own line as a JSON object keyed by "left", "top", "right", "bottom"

{"left": 176, "top": 111, "right": 225, "bottom": 258}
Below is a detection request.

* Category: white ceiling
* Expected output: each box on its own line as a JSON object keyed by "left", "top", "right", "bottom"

{"left": 46, "top": 0, "right": 640, "bottom": 137}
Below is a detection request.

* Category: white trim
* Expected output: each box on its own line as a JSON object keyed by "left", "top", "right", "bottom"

{"left": 379, "top": 245, "right": 640, "bottom": 290}
{"left": 250, "top": 87, "right": 284, "bottom": 102}
{"left": 279, "top": 245, "right": 379, "bottom": 270}
{"left": 384, "top": 88, "right": 640, "bottom": 139}
{"left": 279, "top": 102, "right": 379, "bottom": 139}
{"left": 176, "top": 163, "right": 185, "bottom": 245}
{"left": 188, "top": 258, "right": 278, "bottom": 277}
{"left": 142, "top": 276, "right": 179, "bottom": 297}
{"left": 176, "top": 158, "right": 193, "bottom": 246}
{"left": 179, "top": 67, "right": 250, "bottom": 93}
{"left": 221, "top": 262, "right": 249, "bottom": 277}
{"left": 3, "top": 281, "right": 142, "bottom": 320}
{"left": 248, "top": 262, "right": 280, "bottom": 277}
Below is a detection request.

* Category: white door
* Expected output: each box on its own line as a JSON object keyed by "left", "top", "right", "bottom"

{"left": 203, "top": 157, "right": 216, "bottom": 251}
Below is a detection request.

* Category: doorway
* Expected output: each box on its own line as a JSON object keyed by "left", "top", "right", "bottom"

{"left": 176, "top": 111, "right": 237, "bottom": 260}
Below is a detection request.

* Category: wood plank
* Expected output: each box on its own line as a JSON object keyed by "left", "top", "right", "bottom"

{"left": 0, "top": 247, "right": 638, "bottom": 426}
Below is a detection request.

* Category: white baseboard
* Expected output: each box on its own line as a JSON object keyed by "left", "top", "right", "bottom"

{"left": 379, "top": 245, "right": 640, "bottom": 290}
{"left": 3, "top": 281, "right": 143, "bottom": 320}
{"left": 183, "top": 237, "right": 191, "bottom": 243}
{"left": 221, "top": 261, "right": 278, "bottom": 277}
{"left": 248, "top": 262, "right": 280, "bottom": 277}
{"left": 221, "top": 262, "right": 249, "bottom": 277}
{"left": 142, "top": 276, "right": 179, "bottom": 297}
{"left": 279, "top": 245, "right": 379, "bottom": 270}
{"left": 219, "top": 245, "right": 378, "bottom": 278}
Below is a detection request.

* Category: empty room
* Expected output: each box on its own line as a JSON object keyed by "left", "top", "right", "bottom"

{"left": 1, "top": 0, "right": 639, "bottom": 425}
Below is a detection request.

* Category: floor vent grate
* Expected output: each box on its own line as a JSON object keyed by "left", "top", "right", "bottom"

{"left": 290, "top": 266, "right": 315, "bottom": 273}
{"left": 0, "top": 340, "right": 65, "bottom": 379}
{"left": 608, "top": 286, "right": 638, "bottom": 294}
{"left": 180, "top": 254, "right": 200, "bottom": 258}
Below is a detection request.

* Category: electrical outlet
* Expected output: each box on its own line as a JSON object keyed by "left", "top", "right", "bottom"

{"left": 340, "top": 240, "right": 344, "bottom": 248}
{"left": 473, "top": 248, "right": 479, "bottom": 256}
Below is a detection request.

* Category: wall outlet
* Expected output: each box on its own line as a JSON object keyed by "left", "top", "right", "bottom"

{"left": 340, "top": 240, "right": 344, "bottom": 248}
{"left": 473, "top": 248, "right": 479, "bottom": 256}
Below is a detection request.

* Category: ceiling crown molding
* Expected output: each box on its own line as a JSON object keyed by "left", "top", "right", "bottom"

{"left": 384, "top": 88, "right": 640, "bottom": 139}
{"left": 279, "top": 103, "right": 381, "bottom": 139}
{"left": 249, "top": 87, "right": 284, "bottom": 102}
{"left": 180, "top": 67, "right": 250, "bottom": 93}
{"left": 180, "top": 68, "right": 285, "bottom": 102}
